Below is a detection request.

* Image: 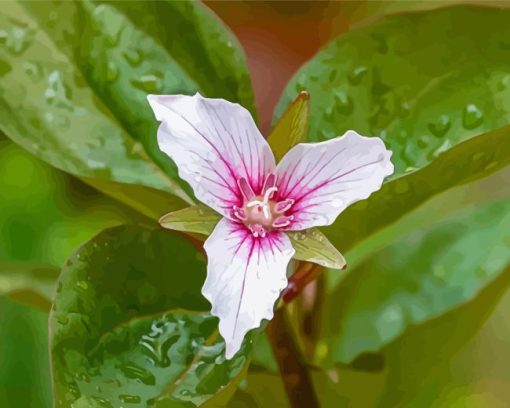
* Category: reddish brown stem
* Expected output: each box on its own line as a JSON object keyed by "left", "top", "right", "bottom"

{"left": 267, "top": 308, "right": 320, "bottom": 408}
{"left": 282, "top": 262, "right": 323, "bottom": 303}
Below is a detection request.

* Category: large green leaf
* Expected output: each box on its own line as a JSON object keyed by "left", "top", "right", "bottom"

{"left": 318, "top": 167, "right": 510, "bottom": 365}
{"left": 274, "top": 6, "right": 510, "bottom": 251}
{"left": 376, "top": 267, "right": 510, "bottom": 407}
{"left": 0, "top": 0, "right": 255, "bottom": 217}
{"left": 50, "top": 225, "right": 253, "bottom": 407}
{"left": 338, "top": 0, "right": 510, "bottom": 28}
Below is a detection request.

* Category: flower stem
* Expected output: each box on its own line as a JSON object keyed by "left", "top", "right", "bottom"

{"left": 267, "top": 308, "right": 320, "bottom": 408}
{"left": 282, "top": 262, "right": 323, "bottom": 303}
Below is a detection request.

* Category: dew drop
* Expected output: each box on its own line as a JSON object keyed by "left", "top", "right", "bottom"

{"left": 119, "top": 394, "right": 141, "bottom": 404}
{"left": 180, "top": 389, "right": 191, "bottom": 397}
{"left": 123, "top": 48, "right": 143, "bottom": 66}
{"left": 2, "top": 25, "right": 33, "bottom": 55}
{"left": 23, "top": 61, "right": 43, "bottom": 81}
{"left": 91, "top": 397, "right": 113, "bottom": 408}
{"left": 131, "top": 74, "right": 162, "bottom": 93}
{"left": 45, "top": 70, "right": 75, "bottom": 112}
{"left": 348, "top": 66, "right": 367, "bottom": 85}
{"left": 197, "top": 208, "right": 205, "bottom": 216}
{"left": 120, "top": 363, "right": 156, "bottom": 385}
{"left": 417, "top": 135, "right": 431, "bottom": 148}
{"left": 57, "top": 314, "right": 69, "bottom": 325}
{"left": 76, "top": 280, "right": 89, "bottom": 290}
{"left": 428, "top": 114, "right": 451, "bottom": 137}
{"left": 462, "top": 104, "right": 484, "bottom": 130}
{"left": 334, "top": 90, "right": 354, "bottom": 115}
{"left": 429, "top": 138, "right": 452, "bottom": 160}
{"left": 106, "top": 61, "right": 118, "bottom": 82}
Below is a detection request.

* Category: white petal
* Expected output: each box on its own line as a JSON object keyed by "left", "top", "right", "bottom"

{"left": 147, "top": 93, "right": 275, "bottom": 218}
{"left": 202, "top": 218, "right": 294, "bottom": 359}
{"left": 275, "top": 130, "right": 393, "bottom": 230}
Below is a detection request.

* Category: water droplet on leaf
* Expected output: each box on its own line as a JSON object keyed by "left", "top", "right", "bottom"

{"left": 428, "top": 114, "right": 451, "bottom": 137}
{"left": 123, "top": 48, "right": 143, "bottom": 66}
{"left": 462, "top": 104, "right": 483, "bottom": 130}
{"left": 334, "top": 90, "right": 354, "bottom": 115}
{"left": 119, "top": 394, "right": 141, "bottom": 404}
{"left": 348, "top": 66, "right": 367, "bottom": 85}
{"left": 106, "top": 61, "right": 118, "bottom": 82}
{"left": 131, "top": 74, "right": 162, "bottom": 93}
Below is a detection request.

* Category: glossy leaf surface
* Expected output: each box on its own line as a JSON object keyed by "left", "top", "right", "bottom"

{"left": 50, "top": 225, "right": 253, "bottom": 407}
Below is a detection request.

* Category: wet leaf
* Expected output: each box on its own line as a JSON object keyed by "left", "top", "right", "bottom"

{"left": 159, "top": 205, "right": 344, "bottom": 269}
{"left": 0, "top": 0, "right": 255, "bottom": 218}
{"left": 274, "top": 7, "right": 510, "bottom": 251}
{"left": 288, "top": 229, "right": 346, "bottom": 270}
{"left": 50, "top": 225, "right": 254, "bottom": 407}
{"left": 159, "top": 204, "right": 220, "bottom": 236}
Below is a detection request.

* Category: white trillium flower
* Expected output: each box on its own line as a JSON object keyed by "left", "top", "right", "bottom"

{"left": 147, "top": 93, "right": 394, "bottom": 359}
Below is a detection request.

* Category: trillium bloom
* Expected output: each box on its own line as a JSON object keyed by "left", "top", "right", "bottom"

{"left": 148, "top": 93, "right": 393, "bottom": 359}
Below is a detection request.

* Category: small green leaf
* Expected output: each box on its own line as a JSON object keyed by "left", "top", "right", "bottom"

{"left": 159, "top": 205, "right": 344, "bottom": 269}
{"left": 50, "top": 225, "right": 253, "bottom": 406}
{"left": 268, "top": 91, "right": 310, "bottom": 161}
{"left": 0, "top": 262, "right": 59, "bottom": 311}
{"left": 288, "top": 229, "right": 346, "bottom": 270}
{"left": 159, "top": 204, "right": 220, "bottom": 235}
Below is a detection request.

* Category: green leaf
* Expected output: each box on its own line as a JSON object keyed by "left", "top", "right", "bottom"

{"left": 159, "top": 204, "right": 220, "bottom": 236}
{"left": 159, "top": 205, "right": 345, "bottom": 269}
{"left": 0, "top": 0, "right": 255, "bottom": 218}
{"left": 339, "top": 0, "right": 510, "bottom": 27}
{"left": 325, "top": 124, "right": 510, "bottom": 252}
{"left": 268, "top": 91, "right": 309, "bottom": 161}
{"left": 0, "top": 261, "right": 59, "bottom": 311}
{"left": 274, "top": 6, "right": 510, "bottom": 251}
{"left": 318, "top": 167, "right": 510, "bottom": 365}
{"left": 288, "top": 229, "right": 346, "bottom": 270}
{"left": 50, "top": 225, "right": 253, "bottom": 407}
{"left": 377, "top": 267, "right": 510, "bottom": 407}
{"left": 247, "top": 269, "right": 510, "bottom": 406}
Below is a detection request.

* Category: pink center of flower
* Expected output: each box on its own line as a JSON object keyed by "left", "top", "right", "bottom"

{"left": 232, "top": 174, "right": 294, "bottom": 238}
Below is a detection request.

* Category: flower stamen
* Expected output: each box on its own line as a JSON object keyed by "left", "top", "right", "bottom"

{"left": 234, "top": 175, "right": 295, "bottom": 237}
